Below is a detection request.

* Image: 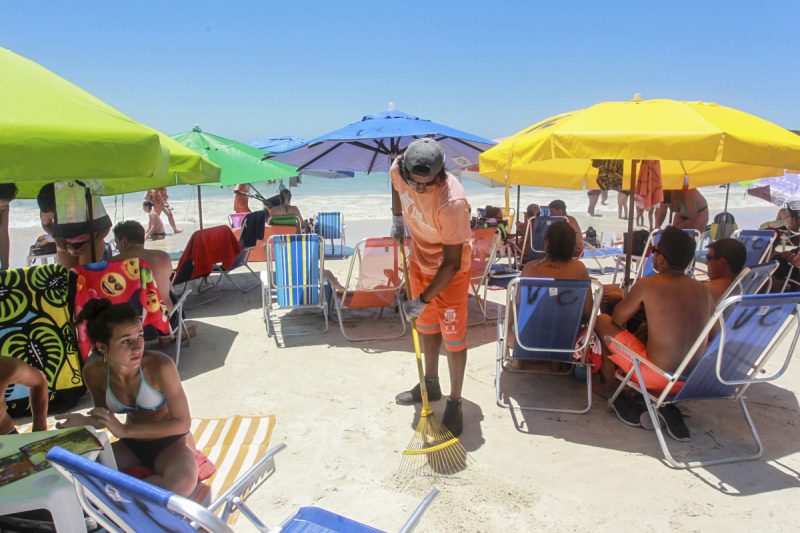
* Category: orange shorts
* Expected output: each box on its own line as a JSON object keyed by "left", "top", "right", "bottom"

{"left": 409, "top": 261, "right": 470, "bottom": 352}
{"left": 608, "top": 330, "right": 683, "bottom": 393}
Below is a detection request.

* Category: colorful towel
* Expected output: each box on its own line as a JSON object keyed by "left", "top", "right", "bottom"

{"left": 72, "top": 258, "right": 170, "bottom": 360}
{"left": 176, "top": 226, "right": 242, "bottom": 281}
{"left": 0, "top": 264, "right": 84, "bottom": 416}
{"left": 635, "top": 160, "right": 664, "bottom": 209}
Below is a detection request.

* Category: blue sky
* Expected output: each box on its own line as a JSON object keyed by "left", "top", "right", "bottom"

{"left": 3, "top": 1, "right": 799, "bottom": 143}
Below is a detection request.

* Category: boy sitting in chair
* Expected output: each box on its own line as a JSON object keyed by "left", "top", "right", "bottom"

{"left": 594, "top": 226, "right": 714, "bottom": 439}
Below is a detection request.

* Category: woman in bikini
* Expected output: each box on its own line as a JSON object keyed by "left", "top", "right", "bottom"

{"left": 268, "top": 188, "right": 308, "bottom": 231}
{"left": 670, "top": 188, "right": 708, "bottom": 232}
{"left": 56, "top": 299, "right": 198, "bottom": 495}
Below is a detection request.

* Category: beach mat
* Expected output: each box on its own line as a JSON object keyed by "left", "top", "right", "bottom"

{"left": 18, "top": 414, "right": 276, "bottom": 525}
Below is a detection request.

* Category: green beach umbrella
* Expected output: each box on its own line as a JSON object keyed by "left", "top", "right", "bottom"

{"left": 171, "top": 125, "right": 297, "bottom": 227}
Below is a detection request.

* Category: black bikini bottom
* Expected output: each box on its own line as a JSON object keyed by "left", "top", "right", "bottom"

{"left": 120, "top": 433, "right": 186, "bottom": 468}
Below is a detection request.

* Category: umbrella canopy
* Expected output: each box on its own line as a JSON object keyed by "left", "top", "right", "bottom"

{"left": 269, "top": 110, "right": 495, "bottom": 173}
{"left": 747, "top": 173, "right": 800, "bottom": 209}
{"left": 0, "top": 47, "right": 172, "bottom": 195}
{"left": 172, "top": 126, "right": 297, "bottom": 186}
{"left": 479, "top": 98, "right": 800, "bottom": 189}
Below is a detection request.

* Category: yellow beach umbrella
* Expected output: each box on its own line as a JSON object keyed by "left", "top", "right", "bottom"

{"left": 479, "top": 97, "right": 800, "bottom": 283}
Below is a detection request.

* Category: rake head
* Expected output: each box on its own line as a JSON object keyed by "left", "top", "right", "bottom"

{"left": 399, "top": 411, "right": 468, "bottom": 478}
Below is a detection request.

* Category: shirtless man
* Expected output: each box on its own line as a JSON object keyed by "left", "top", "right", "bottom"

{"left": 595, "top": 226, "right": 714, "bottom": 439}
{"left": 548, "top": 200, "right": 584, "bottom": 257}
{"left": 670, "top": 188, "right": 709, "bottom": 232}
{"left": 0, "top": 358, "right": 48, "bottom": 434}
{"left": 143, "top": 201, "right": 166, "bottom": 241}
{"left": 705, "top": 238, "right": 746, "bottom": 302}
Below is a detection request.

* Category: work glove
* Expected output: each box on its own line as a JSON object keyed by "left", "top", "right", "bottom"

{"left": 400, "top": 291, "right": 428, "bottom": 322}
{"left": 391, "top": 215, "right": 405, "bottom": 244}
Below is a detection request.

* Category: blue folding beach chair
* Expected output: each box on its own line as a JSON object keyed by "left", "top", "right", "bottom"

{"left": 733, "top": 229, "right": 775, "bottom": 267}
{"left": 636, "top": 228, "right": 702, "bottom": 280}
{"left": 316, "top": 211, "right": 346, "bottom": 256}
{"left": 261, "top": 233, "right": 328, "bottom": 338}
{"left": 496, "top": 277, "right": 603, "bottom": 414}
{"left": 607, "top": 292, "right": 800, "bottom": 468}
{"left": 47, "top": 444, "right": 438, "bottom": 533}
{"left": 520, "top": 216, "right": 567, "bottom": 264}
{"left": 717, "top": 260, "right": 779, "bottom": 302}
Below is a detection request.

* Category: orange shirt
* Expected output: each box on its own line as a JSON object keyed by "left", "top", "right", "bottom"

{"left": 390, "top": 160, "right": 472, "bottom": 275}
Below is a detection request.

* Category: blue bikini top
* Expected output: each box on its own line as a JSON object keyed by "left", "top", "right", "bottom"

{"left": 105, "top": 367, "right": 165, "bottom": 414}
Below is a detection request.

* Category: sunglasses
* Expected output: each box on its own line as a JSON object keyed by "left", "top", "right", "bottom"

{"left": 399, "top": 161, "right": 444, "bottom": 190}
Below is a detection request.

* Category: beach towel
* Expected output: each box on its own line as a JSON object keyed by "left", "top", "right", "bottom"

{"left": 176, "top": 226, "right": 242, "bottom": 280}
{"left": 0, "top": 264, "right": 84, "bottom": 416}
{"left": 72, "top": 258, "right": 170, "bottom": 360}
{"left": 635, "top": 160, "right": 664, "bottom": 209}
{"left": 239, "top": 210, "right": 267, "bottom": 248}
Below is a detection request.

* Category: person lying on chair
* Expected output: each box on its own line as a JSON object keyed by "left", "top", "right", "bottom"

{"left": 56, "top": 299, "right": 206, "bottom": 496}
{"left": 594, "top": 226, "right": 714, "bottom": 438}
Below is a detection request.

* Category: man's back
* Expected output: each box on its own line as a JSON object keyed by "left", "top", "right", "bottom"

{"left": 636, "top": 273, "right": 714, "bottom": 372}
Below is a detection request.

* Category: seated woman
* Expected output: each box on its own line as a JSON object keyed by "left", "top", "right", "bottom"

{"left": 56, "top": 299, "right": 198, "bottom": 496}
{"left": 268, "top": 189, "right": 307, "bottom": 231}
{"left": 511, "top": 221, "right": 595, "bottom": 369}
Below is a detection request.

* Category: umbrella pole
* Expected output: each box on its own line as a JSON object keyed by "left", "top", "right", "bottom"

{"left": 623, "top": 161, "right": 639, "bottom": 287}
{"left": 197, "top": 185, "right": 204, "bottom": 230}
{"left": 721, "top": 183, "right": 731, "bottom": 237}
{"left": 86, "top": 187, "right": 97, "bottom": 263}
{"left": 516, "top": 185, "right": 521, "bottom": 225}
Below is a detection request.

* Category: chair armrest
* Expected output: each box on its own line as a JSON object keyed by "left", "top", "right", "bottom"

{"left": 169, "top": 289, "right": 192, "bottom": 319}
{"left": 208, "top": 442, "right": 287, "bottom": 518}
{"left": 397, "top": 488, "right": 439, "bottom": 533}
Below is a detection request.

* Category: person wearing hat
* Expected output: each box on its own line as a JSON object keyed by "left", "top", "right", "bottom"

{"left": 390, "top": 138, "right": 472, "bottom": 436}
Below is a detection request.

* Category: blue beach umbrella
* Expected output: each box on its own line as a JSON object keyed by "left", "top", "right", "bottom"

{"left": 267, "top": 110, "right": 495, "bottom": 174}
{"left": 252, "top": 135, "right": 355, "bottom": 180}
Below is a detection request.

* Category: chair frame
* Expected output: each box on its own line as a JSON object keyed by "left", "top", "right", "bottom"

{"left": 167, "top": 289, "right": 192, "bottom": 368}
{"left": 496, "top": 277, "right": 603, "bottom": 414}
{"left": 732, "top": 229, "right": 776, "bottom": 267}
{"left": 262, "top": 233, "right": 329, "bottom": 338}
{"left": 607, "top": 293, "right": 800, "bottom": 468}
{"left": 519, "top": 215, "right": 568, "bottom": 265}
{"left": 468, "top": 228, "right": 501, "bottom": 326}
{"left": 328, "top": 237, "right": 407, "bottom": 342}
{"left": 209, "top": 247, "right": 260, "bottom": 293}
{"left": 717, "top": 261, "right": 778, "bottom": 303}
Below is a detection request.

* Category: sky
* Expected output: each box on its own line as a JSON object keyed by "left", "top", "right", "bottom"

{"left": 3, "top": 0, "right": 800, "bottom": 144}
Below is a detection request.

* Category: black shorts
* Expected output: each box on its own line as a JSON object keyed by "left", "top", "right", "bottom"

{"left": 120, "top": 433, "right": 186, "bottom": 469}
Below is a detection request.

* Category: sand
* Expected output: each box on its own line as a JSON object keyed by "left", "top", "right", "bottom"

{"left": 10, "top": 204, "right": 800, "bottom": 532}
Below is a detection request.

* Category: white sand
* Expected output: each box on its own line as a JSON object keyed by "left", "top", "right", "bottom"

{"left": 11, "top": 203, "right": 800, "bottom": 531}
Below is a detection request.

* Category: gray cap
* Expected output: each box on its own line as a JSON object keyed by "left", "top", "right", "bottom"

{"left": 403, "top": 138, "right": 445, "bottom": 177}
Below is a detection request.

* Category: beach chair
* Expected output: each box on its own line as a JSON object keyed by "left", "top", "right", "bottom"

{"left": 326, "top": 237, "right": 407, "bottom": 341}
{"left": 468, "top": 227, "right": 501, "bottom": 326}
{"left": 733, "top": 229, "right": 775, "bottom": 267}
{"left": 717, "top": 260, "right": 779, "bottom": 302}
{"left": 173, "top": 226, "right": 243, "bottom": 308}
{"left": 316, "top": 211, "right": 346, "bottom": 256}
{"left": 0, "top": 263, "right": 84, "bottom": 417}
{"left": 582, "top": 242, "right": 624, "bottom": 275}
{"left": 520, "top": 215, "right": 567, "bottom": 265}
{"left": 261, "top": 233, "right": 328, "bottom": 338}
{"left": 47, "top": 444, "right": 438, "bottom": 533}
{"left": 636, "top": 228, "right": 702, "bottom": 280}
{"left": 496, "top": 277, "right": 603, "bottom": 413}
{"left": 208, "top": 212, "right": 264, "bottom": 293}
{"left": 607, "top": 292, "right": 800, "bottom": 468}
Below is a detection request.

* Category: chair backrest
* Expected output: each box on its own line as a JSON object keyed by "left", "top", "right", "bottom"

{"left": 175, "top": 226, "right": 243, "bottom": 281}
{"left": 339, "top": 237, "right": 405, "bottom": 309}
{"left": 316, "top": 212, "right": 343, "bottom": 239}
{"left": 637, "top": 228, "right": 700, "bottom": 279}
{"left": 672, "top": 293, "right": 800, "bottom": 403}
{"left": 734, "top": 229, "right": 775, "bottom": 267}
{"left": 470, "top": 228, "right": 500, "bottom": 281}
{"left": 521, "top": 216, "right": 567, "bottom": 263}
{"left": 268, "top": 234, "right": 324, "bottom": 308}
{"left": 718, "top": 261, "right": 779, "bottom": 302}
{"left": 510, "top": 277, "right": 592, "bottom": 362}
{"left": 47, "top": 446, "right": 231, "bottom": 533}
{"left": 0, "top": 264, "right": 84, "bottom": 417}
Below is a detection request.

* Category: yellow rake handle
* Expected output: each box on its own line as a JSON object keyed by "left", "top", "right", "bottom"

{"left": 399, "top": 242, "right": 432, "bottom": 416}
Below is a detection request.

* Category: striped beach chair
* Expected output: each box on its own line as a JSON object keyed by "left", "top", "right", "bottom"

{"left": 316, "top": 211, "right": 346, "bottom": 256}
{"left": 261, "top": 233, "right": 328, "bottom": 338}
{"left": 47, "top": 442, "right": 438, "bottom": 533}
{"left": 607, "top": 292, "right": 800, "bottom": 468}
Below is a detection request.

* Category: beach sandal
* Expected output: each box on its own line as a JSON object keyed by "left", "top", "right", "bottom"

{"left": 611, "top": 393, "right": 646, "bottom": 427}
{"left": 395, "top": 377, "right": 441, "bottom": 405}
{"left": 195, "top": 450, "right": 216, "bottom": 481}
